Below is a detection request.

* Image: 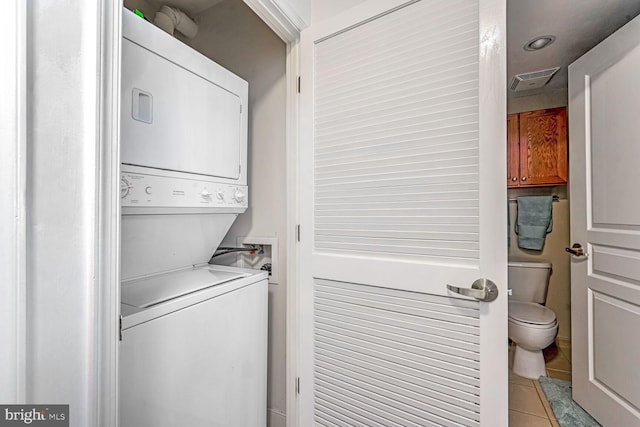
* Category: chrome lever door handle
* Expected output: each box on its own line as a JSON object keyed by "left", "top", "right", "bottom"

{"left": 447, "top": 278, "right": 499, "bottom": 302}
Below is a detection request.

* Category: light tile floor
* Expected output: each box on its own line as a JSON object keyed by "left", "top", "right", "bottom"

{"left": 547, "top": 339, "right": 572, "bottom": 381}
{"left": 509, "top": 340, "right": 572, "bottom": 426}
{"left": 509, "top": 371, "right": 560, "bottom": 427}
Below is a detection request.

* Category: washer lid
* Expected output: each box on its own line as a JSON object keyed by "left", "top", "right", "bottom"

{"left": 122, "top": 267, "right": 247, "bottom": 308}
{"left": 508, "top": 301, "right": 556, "bottom": 325}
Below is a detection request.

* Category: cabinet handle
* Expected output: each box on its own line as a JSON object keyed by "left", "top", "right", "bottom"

{"left": 521, "top": 176, "right": 527, "bottom": 182}
{"left": 511, "top": 177, "right": 518, "bottom": 182}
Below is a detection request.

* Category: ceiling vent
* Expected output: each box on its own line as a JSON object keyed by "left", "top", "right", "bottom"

{"left": 509, "top": 67, "right": 560, "bottom": 92}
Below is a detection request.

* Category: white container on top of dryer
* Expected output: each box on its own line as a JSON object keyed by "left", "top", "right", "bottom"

{"left": 120, "top": 8, "right": 248, "bottom": 184}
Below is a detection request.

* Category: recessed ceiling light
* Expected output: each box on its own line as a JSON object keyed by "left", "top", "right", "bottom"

{"left": 524, "top": 35, "right": 556, "bottom": 51}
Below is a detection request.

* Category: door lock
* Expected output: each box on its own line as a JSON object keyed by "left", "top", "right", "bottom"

{"left": 447, "top": 278, "right": 499, "bottom": 302}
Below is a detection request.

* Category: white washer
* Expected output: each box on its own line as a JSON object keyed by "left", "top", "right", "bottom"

{"left": 119, "top": 264, "right": 268, "bottom": 427}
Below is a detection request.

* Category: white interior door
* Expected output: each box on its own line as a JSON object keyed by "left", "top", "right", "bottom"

{"left": 298, "top": 0, "right": 507, "bottom": 425}
{"left": 569, "top": 15, "right": 640, "bottom": 426}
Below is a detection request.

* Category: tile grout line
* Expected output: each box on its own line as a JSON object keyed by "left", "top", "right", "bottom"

{"left": 510, "top": 341, "right": 571, "bottom": 426}
{"left": 509, "top": 408, "right": 555, "bottom": 427}
{"left": 534, "top": 379, "right": 559, "bottom": 423}
{"left": 510, "top": 408, "right": 551, "bottom": 419}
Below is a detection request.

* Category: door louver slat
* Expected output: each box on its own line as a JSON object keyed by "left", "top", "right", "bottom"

{"left": 315, "top": 280, "right": 480, "bottom": 426}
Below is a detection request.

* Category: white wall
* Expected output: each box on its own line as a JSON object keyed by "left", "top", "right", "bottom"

{"left": 183, "top": 2, "right": 288, "bottom": 426}
{"left": 311, "top": 0, "right": 367, "bottom": 23}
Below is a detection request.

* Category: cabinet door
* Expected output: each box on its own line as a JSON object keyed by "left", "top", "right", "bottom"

{"left": 518, "top": 107, "right": 568, "bottom": 186}
{"left": 507, "top": 113, "right": 520, "bottom": 187}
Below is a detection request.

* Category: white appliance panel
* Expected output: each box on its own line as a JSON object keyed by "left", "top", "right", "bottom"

{"left": 120, "top": 277, "right": 268, "bottom": 427}
{"left": 122, "top": 268, "right": 247, "bottom": 308}
{"left": 120, "top": 169, "right": 247, "bottom": 210}
{"left": 120, "top": 213, "right": 237, "bottom": 280}
{"left": 121, "top": 38, "right": 241, "bottom": 179}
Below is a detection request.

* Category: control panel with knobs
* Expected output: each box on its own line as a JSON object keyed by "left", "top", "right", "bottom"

{"left": 120, "top": 171, "right": 248, "bottom": 209}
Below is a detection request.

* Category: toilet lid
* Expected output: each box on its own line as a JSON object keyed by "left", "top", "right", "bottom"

{"left": 509, "top": 301, "right": 556, "bottom": 325}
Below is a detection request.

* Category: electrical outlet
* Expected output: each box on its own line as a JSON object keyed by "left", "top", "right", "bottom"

{"left": 236, "top": 236, "right": 278, "bottom": 284}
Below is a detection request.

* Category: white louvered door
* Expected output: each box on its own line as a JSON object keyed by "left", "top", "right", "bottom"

{"left": 298, "top": 0, "right": 507, "bottom": 426}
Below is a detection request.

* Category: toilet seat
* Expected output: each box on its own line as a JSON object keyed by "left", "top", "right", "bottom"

{"left": 508, "top": 301, "right": 556, "bottom": 327}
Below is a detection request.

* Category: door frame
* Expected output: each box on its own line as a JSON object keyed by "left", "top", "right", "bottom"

{"left": 96, "top": 1, "right": 124, "bottom": 425}
{"left": 284, "top": 41, "right": 302, "bottom": 427}
{"left": 4, "top": 0, "right": 123, "bottom": 424}
{"left": 0, "top": 0, "right": 27, "bottom": 404}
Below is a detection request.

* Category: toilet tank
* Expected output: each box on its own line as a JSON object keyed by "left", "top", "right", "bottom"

{"left": 508, "top": 260, "right": 552, "bottom": 303}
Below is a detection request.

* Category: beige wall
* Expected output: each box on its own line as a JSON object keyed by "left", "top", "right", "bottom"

{"left": 508, "top": 88, "right": 571, "bottom": 341}
{"left": 182, "top": 2, "right": 288, "bottom": 426}
{"left": 508, "top": 88, "right": 567, "bottom": 114}
{"left": 508, "top": 189, "right": 571, "bottom": 340}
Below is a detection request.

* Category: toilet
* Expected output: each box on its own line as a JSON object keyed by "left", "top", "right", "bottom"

{"left": 508, "top": 260, "right": 558, "bottom": 379}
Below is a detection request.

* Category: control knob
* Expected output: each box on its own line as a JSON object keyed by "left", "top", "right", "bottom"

{"left": 120, "top": 177, "right": 131, "bottom": 199}
{"left": 233, "top": 189, "right": 246, "bottom": 203}
{"left": 201, "top": 189, "right": 212, "bottom": 199}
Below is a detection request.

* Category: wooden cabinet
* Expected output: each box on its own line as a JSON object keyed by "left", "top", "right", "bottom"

{"left": 507, "top": 113, "right": 520, "bottom": 187}
{"left": 507, "top": 107, "right": 567, "bottom": 188}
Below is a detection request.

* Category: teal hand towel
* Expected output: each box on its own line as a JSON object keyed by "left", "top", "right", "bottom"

{"left": 515, "top": 196, "right": 553, "bottom": 250}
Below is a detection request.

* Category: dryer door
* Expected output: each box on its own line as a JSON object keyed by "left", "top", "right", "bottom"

{"left": 121, "top": 35, "right": 243, "bottom": 180}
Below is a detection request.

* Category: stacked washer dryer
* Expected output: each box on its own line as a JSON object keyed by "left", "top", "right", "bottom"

{"left": 119, "top": 9, "right": 267, "bottom": 427}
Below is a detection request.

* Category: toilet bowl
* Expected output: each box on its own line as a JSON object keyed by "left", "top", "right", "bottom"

{"left": 509, "top": 300, "right": 558, "bottom": 379}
